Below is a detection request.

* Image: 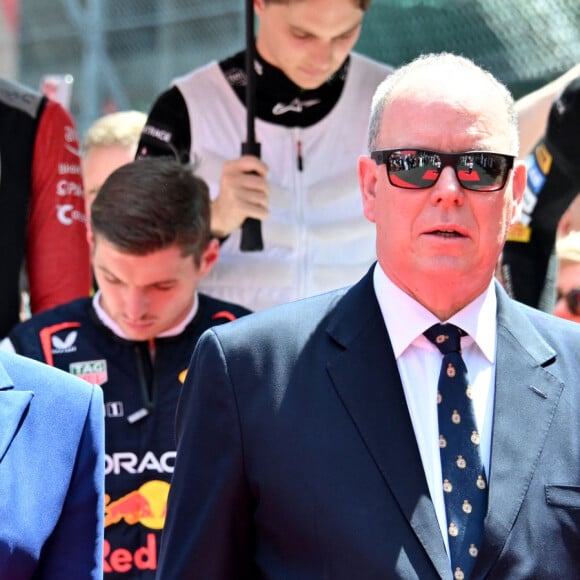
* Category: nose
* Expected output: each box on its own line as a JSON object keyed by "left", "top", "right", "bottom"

{"left": 310, "top": 40, "right": 333, "bottom": 70}
{"left": 124, "top": 288, "right": 148, "bottom": 321}
{"left": 430, "top": 166, "right": 464, "bottom": 207}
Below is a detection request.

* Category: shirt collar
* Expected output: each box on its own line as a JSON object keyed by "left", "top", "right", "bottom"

{"left": 92, "top": 290, "right": 199, "bottom": 341}
{"left": 372, "top": 263, "right": 496, "bottom": 363}
{"left": 219, "top": 49, "right": 349, "bottom": 128}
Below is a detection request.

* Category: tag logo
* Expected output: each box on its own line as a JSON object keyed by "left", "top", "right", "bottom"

{"left": 70, "top": 359, "right": 108, "bottom": 385}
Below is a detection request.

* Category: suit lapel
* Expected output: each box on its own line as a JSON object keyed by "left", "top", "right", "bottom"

{"left": 0, "top": 364, "right": 34, "bottom": 463}
{"left": 472, "top": 287, "right": 564, "bottom": 579}
{"left": 326, "top": 269, "right": 452, "bottom": 579}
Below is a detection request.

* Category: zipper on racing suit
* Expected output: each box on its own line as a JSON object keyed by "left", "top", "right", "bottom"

{"left": 127, "top": 341, "right": 158, "bottom": 424}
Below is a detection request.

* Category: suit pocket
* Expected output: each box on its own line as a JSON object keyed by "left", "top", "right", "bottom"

{"left": 545, "top": 485, "right": 580, "bottom": 509}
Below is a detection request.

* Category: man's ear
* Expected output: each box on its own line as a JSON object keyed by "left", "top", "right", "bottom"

{"left": 254, "top": 0, "right": 266, "bottom": 17}
{"left": 198, "top": 238, "right": 220, "bottom": 278}
{"left": 358, "top": 155, "right": 379, "bottom": 224}
{"left": 86, "top": 223, "right": 94, "bottom": 249}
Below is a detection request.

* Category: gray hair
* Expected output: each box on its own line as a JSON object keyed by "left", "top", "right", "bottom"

{"left": 367, "top": 52, "right": 519, "bottom": 154}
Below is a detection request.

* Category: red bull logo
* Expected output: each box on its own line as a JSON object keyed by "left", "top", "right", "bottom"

{"left": 104, "top": 480, "right": 170, "bottom": 574}
{"left": 104, "top": 533, "right": 157, "bottom": 574}
{"left": 105, "top": 480, "right": 169, "bottom": 530}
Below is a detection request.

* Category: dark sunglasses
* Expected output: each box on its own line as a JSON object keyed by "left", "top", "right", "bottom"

{"left": 370, "top": 149, "right": 515, "bottom": 192}
{"left": 557, "top": 288, "right": 580, "bottom": 316}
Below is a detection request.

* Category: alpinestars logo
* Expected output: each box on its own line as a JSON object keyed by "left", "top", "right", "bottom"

{"left": 51, "top": 331, "right": 78, "bottom": 354}
{"left": 272, "top": 97, "right": 321, "bottom": 116}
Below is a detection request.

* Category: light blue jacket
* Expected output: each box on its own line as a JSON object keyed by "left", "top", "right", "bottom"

{"left": 0, "top": 350, "right": 104, "bottom": 579}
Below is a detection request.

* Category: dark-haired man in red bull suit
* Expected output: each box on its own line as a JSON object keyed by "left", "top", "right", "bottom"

{"left": 1, "top": 158, "right": 251, "bottom": 579}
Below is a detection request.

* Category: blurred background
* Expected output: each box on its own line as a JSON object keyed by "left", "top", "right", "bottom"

{"left": 1, "top": 0, "right": 579, "bottom": 135}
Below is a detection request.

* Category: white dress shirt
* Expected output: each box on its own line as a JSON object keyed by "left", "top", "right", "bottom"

{"left": 372, "top": 263, "right": 497, "bottom": 554}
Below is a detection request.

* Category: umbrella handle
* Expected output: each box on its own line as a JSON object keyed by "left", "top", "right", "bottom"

{"left": 240, "top": 141, "right": 264, "bottom": 251}
{"left": 239, "top": 0, "right": 264, "bottom": 252}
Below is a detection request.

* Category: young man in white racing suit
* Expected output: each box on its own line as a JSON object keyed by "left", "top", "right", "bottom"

{"left": 137, "top": 0, "right": 393, "bottom": 312}
{"left": 137, "top": 0, "right": 575, "bottom": 313}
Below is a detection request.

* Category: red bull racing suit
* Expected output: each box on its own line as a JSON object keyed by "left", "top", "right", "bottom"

{"left": 6, "top": 293, "right": 250, "bottom": 578}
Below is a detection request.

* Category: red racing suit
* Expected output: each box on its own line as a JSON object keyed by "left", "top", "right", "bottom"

{"left": 0, "top": 77, "right": 91, "bottom": 337}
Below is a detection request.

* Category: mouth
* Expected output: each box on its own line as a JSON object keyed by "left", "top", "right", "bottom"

{"left": 123, "top": 320, "right": 154, "bottom": 330}
{"left": 427, "top": 227, "right": 467, "bottom": 239}
{"left": 432, "top": 229, "right": 464, "bottom": 237}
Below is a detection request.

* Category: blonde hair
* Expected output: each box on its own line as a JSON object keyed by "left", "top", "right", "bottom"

{"left": 83, "top": 110, "right": 147, "bottom": 153}
{"left": 556, "top": 230, "right": 580, "bottom": 264}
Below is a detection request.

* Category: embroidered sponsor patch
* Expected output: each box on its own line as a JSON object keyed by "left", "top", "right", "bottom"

{"left": 69, "top": 359, "right": 108, "bottom": 385}
{"left": 52, "top": 330, "right": 78, "bottom": 353}
{"left": 506, "top": 222, "right": 532, "bottom": 243}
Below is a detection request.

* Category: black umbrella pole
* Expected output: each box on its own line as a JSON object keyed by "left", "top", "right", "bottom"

{"left": 240, "top": 140, "right": 264, "bottom": 251}
{"left": 239, "top": 0, "right": 264, "bottom": 251}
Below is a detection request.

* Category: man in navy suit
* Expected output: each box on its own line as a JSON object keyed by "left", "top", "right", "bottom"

{"left": 156, "top": 53, "right": 580, "bottom": 579}
{"left": 0, "top": 350, "right": 104, "bottom": 578}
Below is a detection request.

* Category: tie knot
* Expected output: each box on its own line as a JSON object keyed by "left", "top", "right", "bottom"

{"left": 423, "top": 323, "right": 464, "bottom": 355}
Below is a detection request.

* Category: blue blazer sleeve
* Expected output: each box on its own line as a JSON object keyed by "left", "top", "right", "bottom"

{"left": 0, "top": 351, "right": 105, "bottom": 580}
{"left": 35, "top": 383, "right": 105, "bottom": 579}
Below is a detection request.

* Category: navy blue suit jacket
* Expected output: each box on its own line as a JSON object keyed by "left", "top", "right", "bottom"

{"left": 158, "top": 268, "right": 580, "bottom": 579}
{"left": 0, "top": 350, "right": 105, "bottom": 579}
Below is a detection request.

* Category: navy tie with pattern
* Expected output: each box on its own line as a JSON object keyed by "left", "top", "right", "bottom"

{"left": 424, "top": 323, "right": 488, "bottom": 580}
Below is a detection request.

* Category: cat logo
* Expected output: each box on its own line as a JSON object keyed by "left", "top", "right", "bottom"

{"left": 51, "top": 331, "right": 78, "bottom": 354}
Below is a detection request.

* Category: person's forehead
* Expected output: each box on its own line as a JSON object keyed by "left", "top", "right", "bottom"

{"left": 83, "top": 145, "right": 135, "bottom": 182}
{"left": 390, "top": 65, "right": 500, "bottom": 108}
{"left": 558, "top": 261, "right": 580, "bottom": 286}
{"left": 93, "top": 236, "right": 173, "bottom": 257}
{"left": 93, "top": 238, "right": 195, "bottom": 282}
{"left": 268, "top": 0, "right": 364, "bottom": 28}
{"left": 266, "top": 0, "right": 364, "bottom": 6}
{"left": 379, "top": 75, "right": 510, "bottom": 149}
{"left": 83, "top": 144, "right": 136, "bottom": 169}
